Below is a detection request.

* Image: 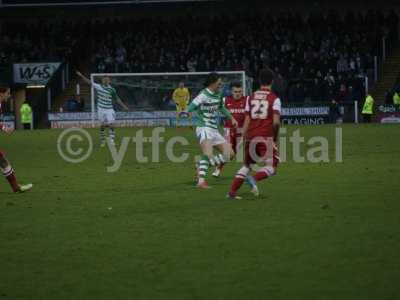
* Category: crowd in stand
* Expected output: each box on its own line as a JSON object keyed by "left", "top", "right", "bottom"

{"left": 0, "top": 8, "right": 398, "bottom": 104}
{"left": 0, "top": 21, "right": 79, "bottom": 64}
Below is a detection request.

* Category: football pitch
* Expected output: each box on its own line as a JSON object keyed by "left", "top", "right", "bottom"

{"left": 1, "top": 124, "right": 399, "bottom": 300}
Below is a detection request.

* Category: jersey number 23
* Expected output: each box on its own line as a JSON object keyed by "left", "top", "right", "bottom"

{"left": 250, "top": 100, "right": 269, "bottom": 119}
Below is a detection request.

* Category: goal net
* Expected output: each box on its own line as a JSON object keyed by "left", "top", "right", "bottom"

{"left": 89, "top": 71, "right": 252, "bottom": 126}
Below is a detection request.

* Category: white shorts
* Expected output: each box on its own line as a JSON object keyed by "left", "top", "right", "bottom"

{"left": 196, "top": 127, "right": 226, "bottom": 146}
{"left": 98, "top": 108, "right": 116, "bottom": 125}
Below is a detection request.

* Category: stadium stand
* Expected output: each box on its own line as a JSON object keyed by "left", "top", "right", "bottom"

{"left": 0, "top": 5, "right": 398, "bottom": 108}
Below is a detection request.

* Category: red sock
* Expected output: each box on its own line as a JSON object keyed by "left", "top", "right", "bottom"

{"left": 230, "top": 176, "right": 245, "bottom": 194}
{"left": 3, "top": 167, "right": 19, "bottom": 192}
{"left": 254, "top": 171, "right": 269, "bottom": 182}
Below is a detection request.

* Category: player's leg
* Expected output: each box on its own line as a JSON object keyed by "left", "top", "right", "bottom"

{"left": 175, "top": 104, "right": 181, "bottom": 128}
{"left": 98, "top": 109, "right": 107, "bottom": 147}
{"left": 188, "top": 111, "right": 193, "bottom": 128}
{"left": 107, "top": 110, "right": 116, "bottom": 145}
{"left": 197, "top": 139, "right": 214, "bottom": 188}
{"left": 230, "top": 130, "right": 238, "bottom": 155}
{"left": 212, "top": 128, "right": 239, "bottom": 177}
{"left": 212, "top": 129, "right": 233, "bottom": 177}
{"left": 195, "top": 127, "right": 225, "bottom": 188}
{"left": 232, "top": 140, "right": 278, "bottom": 197}
{"left": 253, "top": 163, "right": 277, "bottom": 181}
{"left": 252, "top": 143, "right": 279, "bottom": 182}
{"left": 227, "top": 164, "right": 252, "bottom": 199}
{"left": 180, "top": 104, "right": 189, "bottom": 127}
{"left": 232, "top": 134, "right": 257, "bottom": 190}
{"left": 227, "top": 140, "right": 253, "bottom": 198}
{"left": 108, "top": 124, "right": 116, "bottom": 145}
{"left": 100, "top": 123, "right": 107, "bottom": 147}
{"left": 211, "top": 150, "right": 228, "bottom": 177}
{"left": 0, "top": 150, "right": 32, "bottom": 193}
{"left": 227, "top": 140, "right": 259, "bottom": 198}
{"left": 176, "top": 113, "right": 180, "bottom": 128}
{"left": 0, "top": 151, "right": 19, "bottom": 192}
{"left": 101, "top": 123, "right": 115, "bottom": 146}
{"left": 99, "top": 110, "right": 116, "bottom": 146}
{"left": 215, "top": 139, "right": 235, "bottom": 161}
{"left": 231, "top": 133, "right": 258, "bottom": 190}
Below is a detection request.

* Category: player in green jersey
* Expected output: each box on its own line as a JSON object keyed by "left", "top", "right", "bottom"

{"left": 76, "top": 71, "right": 129, "bottom": 146}
{"left": 188, "top": 73, "right": 238, "bottom": 189}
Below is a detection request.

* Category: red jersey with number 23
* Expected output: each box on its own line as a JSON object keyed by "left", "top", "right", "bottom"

{"left": 245, "top": 87, "right": 281, "bottom": 139}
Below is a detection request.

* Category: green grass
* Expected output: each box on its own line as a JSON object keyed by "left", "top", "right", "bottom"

{"left": 1, "top": 124, "right": 400, "bottom": 300}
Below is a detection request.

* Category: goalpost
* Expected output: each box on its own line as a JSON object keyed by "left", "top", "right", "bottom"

{"left": 90, "top": 71, "right": 252, "bottom": 126}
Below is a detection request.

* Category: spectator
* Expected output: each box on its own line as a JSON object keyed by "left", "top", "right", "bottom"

{"left": 393, "top": 91, "right": 400, "bottom": 106}
{"left": 344, "top": 86, "right": 356, "bottom": 102}
{"left": 311, "top": 78, "right": 325, "bottom": 102}
{"left": 187, "top": 57, "right": 197, "bottom": 72}
{"left": 289, "top": 83, "right": 305, "bottom": 103}
{"left": 337, "top": 55, "right": 348, "bottom": 73}
{"left": 20, "top": 101, "right": 33, "bottom": 130}
{"left": 385, "top": 89, "right": 394, "bottom": 105}
{"left": 362, "top": 94, "right": 374, "bottom": 123}
{"left": 336, "top": 84, "right": 349, "bottom": 102}
{"left": 329, "top": 99, "right": 342, "bottom": 123}
{"left": 65, "top": 96, "right": 79, "bottom": 112}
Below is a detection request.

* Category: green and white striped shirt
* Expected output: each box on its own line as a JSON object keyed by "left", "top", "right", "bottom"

{"left": 93, "top": 83, "right": 117, "bottom": 110}
{"left": 188, "top": 88, "right": 232, "bottom": 129}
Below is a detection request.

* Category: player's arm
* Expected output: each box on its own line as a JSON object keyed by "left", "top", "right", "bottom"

{"left": 220, "top": 105, "right": 233, "bottom": 120}
{"left": 242, "top": 96, "right": 251, "bottom": 139}
{"left": 273, "top": 113, "right": 280, "bottom": 143}
{"left": 172, "top": 89, "right": 179, "bottom": 103}
{"left": 185, "top": 89, "right": 190, "bottom": 104}
{"left": 272, "top": 98, "right": 282, "bottom": 143}
{"left": 187, "top": 94, "right": 203, "bottom": 112}
{"left": 187, "top": 102, "right": 197, "bottom": 112}
{"left": 242, "top": 115, "right": 250, "bottom": 139}
{"left": 221, "top": 107, "right": 238, "bottom": 128}
{"left": 220, "top": 99, "right": 238, "bottom": 127}
{"left": 116, "top": 97, "right": 129, "bottom": 111}
{"left": 115, "top": 93, "right": 129, "bottom": 111}
{"left": 76, "top": 71, "right": 92, "bottom": 86}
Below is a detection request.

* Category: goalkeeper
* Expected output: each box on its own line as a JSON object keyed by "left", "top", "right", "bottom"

{"left": 172, "top": 81, "right": 191, "bottom": 127}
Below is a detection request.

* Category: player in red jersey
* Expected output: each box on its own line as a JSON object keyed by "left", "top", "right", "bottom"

{"left": 223, "top": 82, "right": 247, "bottom": 154}
{"left": 210, "top": 82, "right": 247, "bottom": 178}
{"left": 0, "top": 87, "right": 33, "bottom": 193}
{"left": 212, "top": 82, "right": 258, "bottom": 190}
{"left": 227, "top": 68, "right": 281, "bottom": 199}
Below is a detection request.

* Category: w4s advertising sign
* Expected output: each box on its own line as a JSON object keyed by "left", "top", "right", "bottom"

{"left": 13, "top": 62, "right": 61, "bottom": 85}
